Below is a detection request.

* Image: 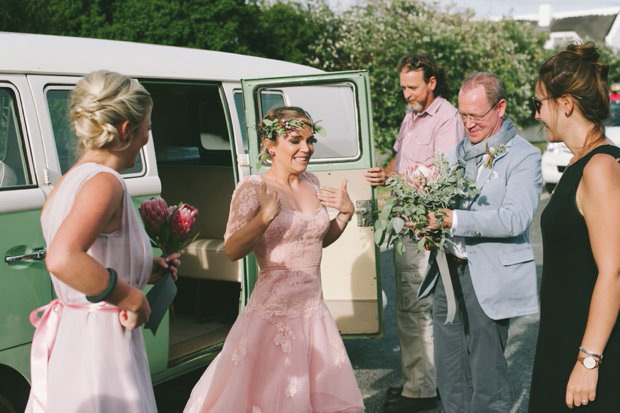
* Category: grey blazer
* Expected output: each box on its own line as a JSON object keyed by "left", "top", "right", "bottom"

{"left": 419, "top": 134, "right": 543, "bottom": 320}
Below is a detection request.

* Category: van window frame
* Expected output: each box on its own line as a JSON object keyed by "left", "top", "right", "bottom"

{"left": 139, "top": 79, "right": 236, "bottom": 169}
{"left": 0, "top": 82, "right": 36, "bottom": 191}
{"left": 233, "top": 89, "right": 285, "bottom": 154}
{"left": 242, "top": 81, "right": 364, "bottom": 165}
{"left": 43, "top": 85, "right": 147, "bottom": 178}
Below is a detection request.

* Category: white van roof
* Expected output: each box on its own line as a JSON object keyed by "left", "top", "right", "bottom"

{"left": 1, "top": 32, "right": 322, "bottom": 81}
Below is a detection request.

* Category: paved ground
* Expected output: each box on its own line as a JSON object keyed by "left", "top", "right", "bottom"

{"left": 155, "top": 192, "right": 550, "bottom": 413}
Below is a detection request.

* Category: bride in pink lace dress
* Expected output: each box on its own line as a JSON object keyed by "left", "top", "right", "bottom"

{"left": 184, "top": 107, "right": 364, "bottom": 413}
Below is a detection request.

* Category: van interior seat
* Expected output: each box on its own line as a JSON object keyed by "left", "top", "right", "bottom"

{"left": 158, "top": 164, "right": 240, "bottom": 283}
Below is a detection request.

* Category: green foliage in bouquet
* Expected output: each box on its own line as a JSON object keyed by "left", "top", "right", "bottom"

{"left": 374, "top": 154, "right": 479, "bottom": 255}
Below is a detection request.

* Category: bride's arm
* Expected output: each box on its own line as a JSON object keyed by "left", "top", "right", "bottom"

{"left": 225, "top": 192, "right": 279, "bottom": 260}
{"left": 319, "top": 179, "right": 355, "bottom": 247}
{"left": 224, "top": 178, "right": 280, "bottom": 261}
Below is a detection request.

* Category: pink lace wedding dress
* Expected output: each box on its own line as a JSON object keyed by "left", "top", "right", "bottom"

{"left": 184, "top": 173, "right": 364, "bottom": 413}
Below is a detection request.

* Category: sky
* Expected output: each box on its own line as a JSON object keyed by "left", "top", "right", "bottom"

{"left": 327, "top": 0, "right": 620, "bottom": 18}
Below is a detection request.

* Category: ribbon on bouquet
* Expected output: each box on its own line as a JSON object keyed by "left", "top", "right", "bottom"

{"left": 28, "top": 299, "right": 120, "bottom": 412}
{"left": 419, "top": 250, "right": 457, "bottom": 324}
{"left": 435, "top": 251, "right": 457, "bottom": 324}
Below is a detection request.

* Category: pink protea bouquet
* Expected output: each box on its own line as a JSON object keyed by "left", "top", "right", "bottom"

{"left": 374, "top": 154, "right": 478, "bottom": 254}
{"left": 140, "top": 198, "right": 199, "bottom": 255}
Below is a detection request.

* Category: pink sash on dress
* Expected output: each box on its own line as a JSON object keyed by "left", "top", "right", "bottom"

{"left": 28, "top": 299, "right": 121, "bottom": 413}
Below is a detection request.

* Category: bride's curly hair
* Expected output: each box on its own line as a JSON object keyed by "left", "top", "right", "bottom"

{"left": 257, "top": 106, "right": 315, "bottom": 142}
{"left": 256, "top": 106, "right": 318, "bottom": 168}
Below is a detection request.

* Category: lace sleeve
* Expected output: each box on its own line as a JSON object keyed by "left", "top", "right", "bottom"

{"left": 224, "top": 176, "right": 263, "bottom": 241}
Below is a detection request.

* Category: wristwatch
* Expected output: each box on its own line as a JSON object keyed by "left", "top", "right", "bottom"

{"left": 578, "top": 347, "right": 603, "bottom": 369}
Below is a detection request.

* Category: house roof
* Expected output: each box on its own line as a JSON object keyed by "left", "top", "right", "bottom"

{"left": 550, "top": 14, "right": 618, "bottom": 42}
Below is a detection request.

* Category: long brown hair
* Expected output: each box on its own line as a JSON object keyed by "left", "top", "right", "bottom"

{"left": 537, "top": 42, "right": 609, "bottom": 143}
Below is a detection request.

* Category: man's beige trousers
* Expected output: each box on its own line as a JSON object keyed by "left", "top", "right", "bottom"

{"left": 394, "top": 238, "right": 436, "bottom": 398}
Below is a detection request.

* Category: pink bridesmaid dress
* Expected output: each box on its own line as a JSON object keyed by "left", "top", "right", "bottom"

{"left": 184, "top": 173, "right": 364, "bottom": 413}
{"left": 26, "top": 163, "right": 156, "bottom": 413}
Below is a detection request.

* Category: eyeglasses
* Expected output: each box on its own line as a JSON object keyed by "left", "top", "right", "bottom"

{"left": 530, "top": 96, "right": 549, "bottom": 114}
{"left": 459, "top": 102, "right": 498, "bottom": 124}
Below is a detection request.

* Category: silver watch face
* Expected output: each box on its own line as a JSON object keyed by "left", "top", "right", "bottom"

{"left": 583, "top": 356, "right": 597, "bottom": 369}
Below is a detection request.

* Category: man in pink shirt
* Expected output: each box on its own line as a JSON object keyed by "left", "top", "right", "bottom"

{"left": 365, "top": 54, "right": 464, "bottom": 413}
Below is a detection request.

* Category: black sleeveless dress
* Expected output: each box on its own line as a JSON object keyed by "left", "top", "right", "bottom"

{"left": 529, "top": 145, "right": 620, "bottom": 412}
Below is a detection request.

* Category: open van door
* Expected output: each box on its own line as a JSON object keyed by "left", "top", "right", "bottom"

{"left": 242, "top": 71, "right": 382, "bottom": 336}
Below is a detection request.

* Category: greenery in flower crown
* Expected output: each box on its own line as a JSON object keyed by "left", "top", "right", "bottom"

{"left": 256, "top": 117, "right": 326, "bottom": 168}
{"left": 374, "top": 153, "right": 479, "bottom": 255}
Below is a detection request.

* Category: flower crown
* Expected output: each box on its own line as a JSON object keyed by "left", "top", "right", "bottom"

{"left": 260, "top": 118, "right": 324, "bottom": 140}
{"left": 256, "top": 117, "right": 326, "bottom": 168}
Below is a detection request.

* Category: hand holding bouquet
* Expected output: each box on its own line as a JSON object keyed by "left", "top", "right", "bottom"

{"left": 139, "top": 198, "right": 199, "bottom": 334}
{"left": 374, "top": 154, "right": 478, "bottom": 254}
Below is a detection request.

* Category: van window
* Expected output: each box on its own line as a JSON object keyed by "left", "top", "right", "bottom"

{"left": 46, "top": 89, "right": 144, "bottom": 175}
{"left": 0, "top": 88, "right": 32, "bottom": 188}
{"left": 241, "top": 83, "right": 361, "bottom": 162}
{"left": 142, "top": 82, "right": 232, "bottom": 166}
{"left": 234, "top": 91, "right": 285, "bottom": 153}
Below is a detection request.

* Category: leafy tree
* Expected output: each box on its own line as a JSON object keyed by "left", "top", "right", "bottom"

{"left": 4, "top": 0, "right": 254, "bottom": 53}
{"left": 241, "top": 1, "right": 326, "bottom": 64}
{"left": 307, "top": 0, "right": 549, "bottom": 154}
{"left": 2, "top": 0, "right": 617, "bottom": 154}
{"left": 599, "top": 44, "right": 620, "bottom": 85}
{"left": 0, "top": 0, "right": 50, "bottom": 33}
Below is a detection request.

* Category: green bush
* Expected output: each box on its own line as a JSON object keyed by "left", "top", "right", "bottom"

{"left": 306, "top": 0, "right": 549, "bottom": 154}
{"left": 2, "top": 0, "right": 618, "bottom": 155}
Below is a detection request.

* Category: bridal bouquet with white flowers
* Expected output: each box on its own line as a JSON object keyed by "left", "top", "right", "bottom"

{"left": 374, "top": 154, "right": 479, "bottom": 254}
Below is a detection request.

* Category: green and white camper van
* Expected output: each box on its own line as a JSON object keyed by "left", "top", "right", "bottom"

{"left": 0, "top": 32, "right": 382, "bottom": 411}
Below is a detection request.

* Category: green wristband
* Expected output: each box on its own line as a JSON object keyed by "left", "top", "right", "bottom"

{"left": 86, "top": 268, "right": 118, "bottom": 303}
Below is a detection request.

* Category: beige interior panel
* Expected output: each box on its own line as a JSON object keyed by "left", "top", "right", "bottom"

{"left": 314, "top": 170, "right": 379, "bottom": 335}
{"left": 159, "top": 165, "right": 243, "bottom": 283}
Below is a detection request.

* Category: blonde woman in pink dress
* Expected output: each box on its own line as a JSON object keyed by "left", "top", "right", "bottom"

{"left": 26, "top": 70, "right": 178, "bottom": 413}
{"left": 184, "top": 106, "right": 365, "bottom": 413}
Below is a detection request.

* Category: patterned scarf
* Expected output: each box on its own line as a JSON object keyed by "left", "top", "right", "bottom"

{"left": 456, "top": 117, "right": 516, "bottom": 181}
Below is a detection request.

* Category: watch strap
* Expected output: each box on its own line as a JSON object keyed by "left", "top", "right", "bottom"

{"left": 578, "top": 353, "right": 602, "bottom": 369}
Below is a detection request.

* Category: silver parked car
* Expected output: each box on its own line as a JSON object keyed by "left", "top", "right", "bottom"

{"left": 541, "top": 88, "right": 620, "bottom": 192}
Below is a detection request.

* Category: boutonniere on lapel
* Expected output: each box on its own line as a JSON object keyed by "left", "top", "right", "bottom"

{"left": 484, "top": 143, "right": 506, "bottom": 168}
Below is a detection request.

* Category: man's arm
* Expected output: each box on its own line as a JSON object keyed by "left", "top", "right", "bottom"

{"left": 365, "top": 157, "right": 396, "bottom": 186}
{"left": 434, "top": 115, "right": 465, "bottom": 156}
{"left": 453, "top": 147, "right": 542, "bottom": 238}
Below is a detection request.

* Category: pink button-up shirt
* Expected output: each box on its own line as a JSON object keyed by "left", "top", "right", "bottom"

{"left": 393, "top": 96, "right": 465, "bottom": 173}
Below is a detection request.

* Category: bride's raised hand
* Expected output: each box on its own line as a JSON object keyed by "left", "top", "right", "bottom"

{"left": 259, "top": 190, "right": 280, "bottom": 225}
{"left": 319, "top": 179, "right": 355, "bottom": 219}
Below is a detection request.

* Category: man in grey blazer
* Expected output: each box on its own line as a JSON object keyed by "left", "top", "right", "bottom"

{"left": 419, "top": 72, "right": 542, "bottom": 413}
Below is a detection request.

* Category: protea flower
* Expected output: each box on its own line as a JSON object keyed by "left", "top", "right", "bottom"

{"left": 139, "top": 198, "right": 169, "bottom": 236}
{"left": 171, "top": 203, "right": 199, "bottom": 240}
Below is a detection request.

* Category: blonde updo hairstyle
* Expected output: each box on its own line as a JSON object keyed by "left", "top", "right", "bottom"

{"left": 70, "top": 70, "right": 152, "bottom": 153}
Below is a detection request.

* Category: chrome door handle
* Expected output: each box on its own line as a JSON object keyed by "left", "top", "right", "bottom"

{"left": 355, "top": 200, "right": 373, "bottom": 227}
{"left": 4, "top": 248, "right": 46, "bottom": 264}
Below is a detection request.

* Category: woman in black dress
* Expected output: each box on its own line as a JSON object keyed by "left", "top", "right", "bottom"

{"left": 529, "top": 43, "right": 620, "bottom": 412}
